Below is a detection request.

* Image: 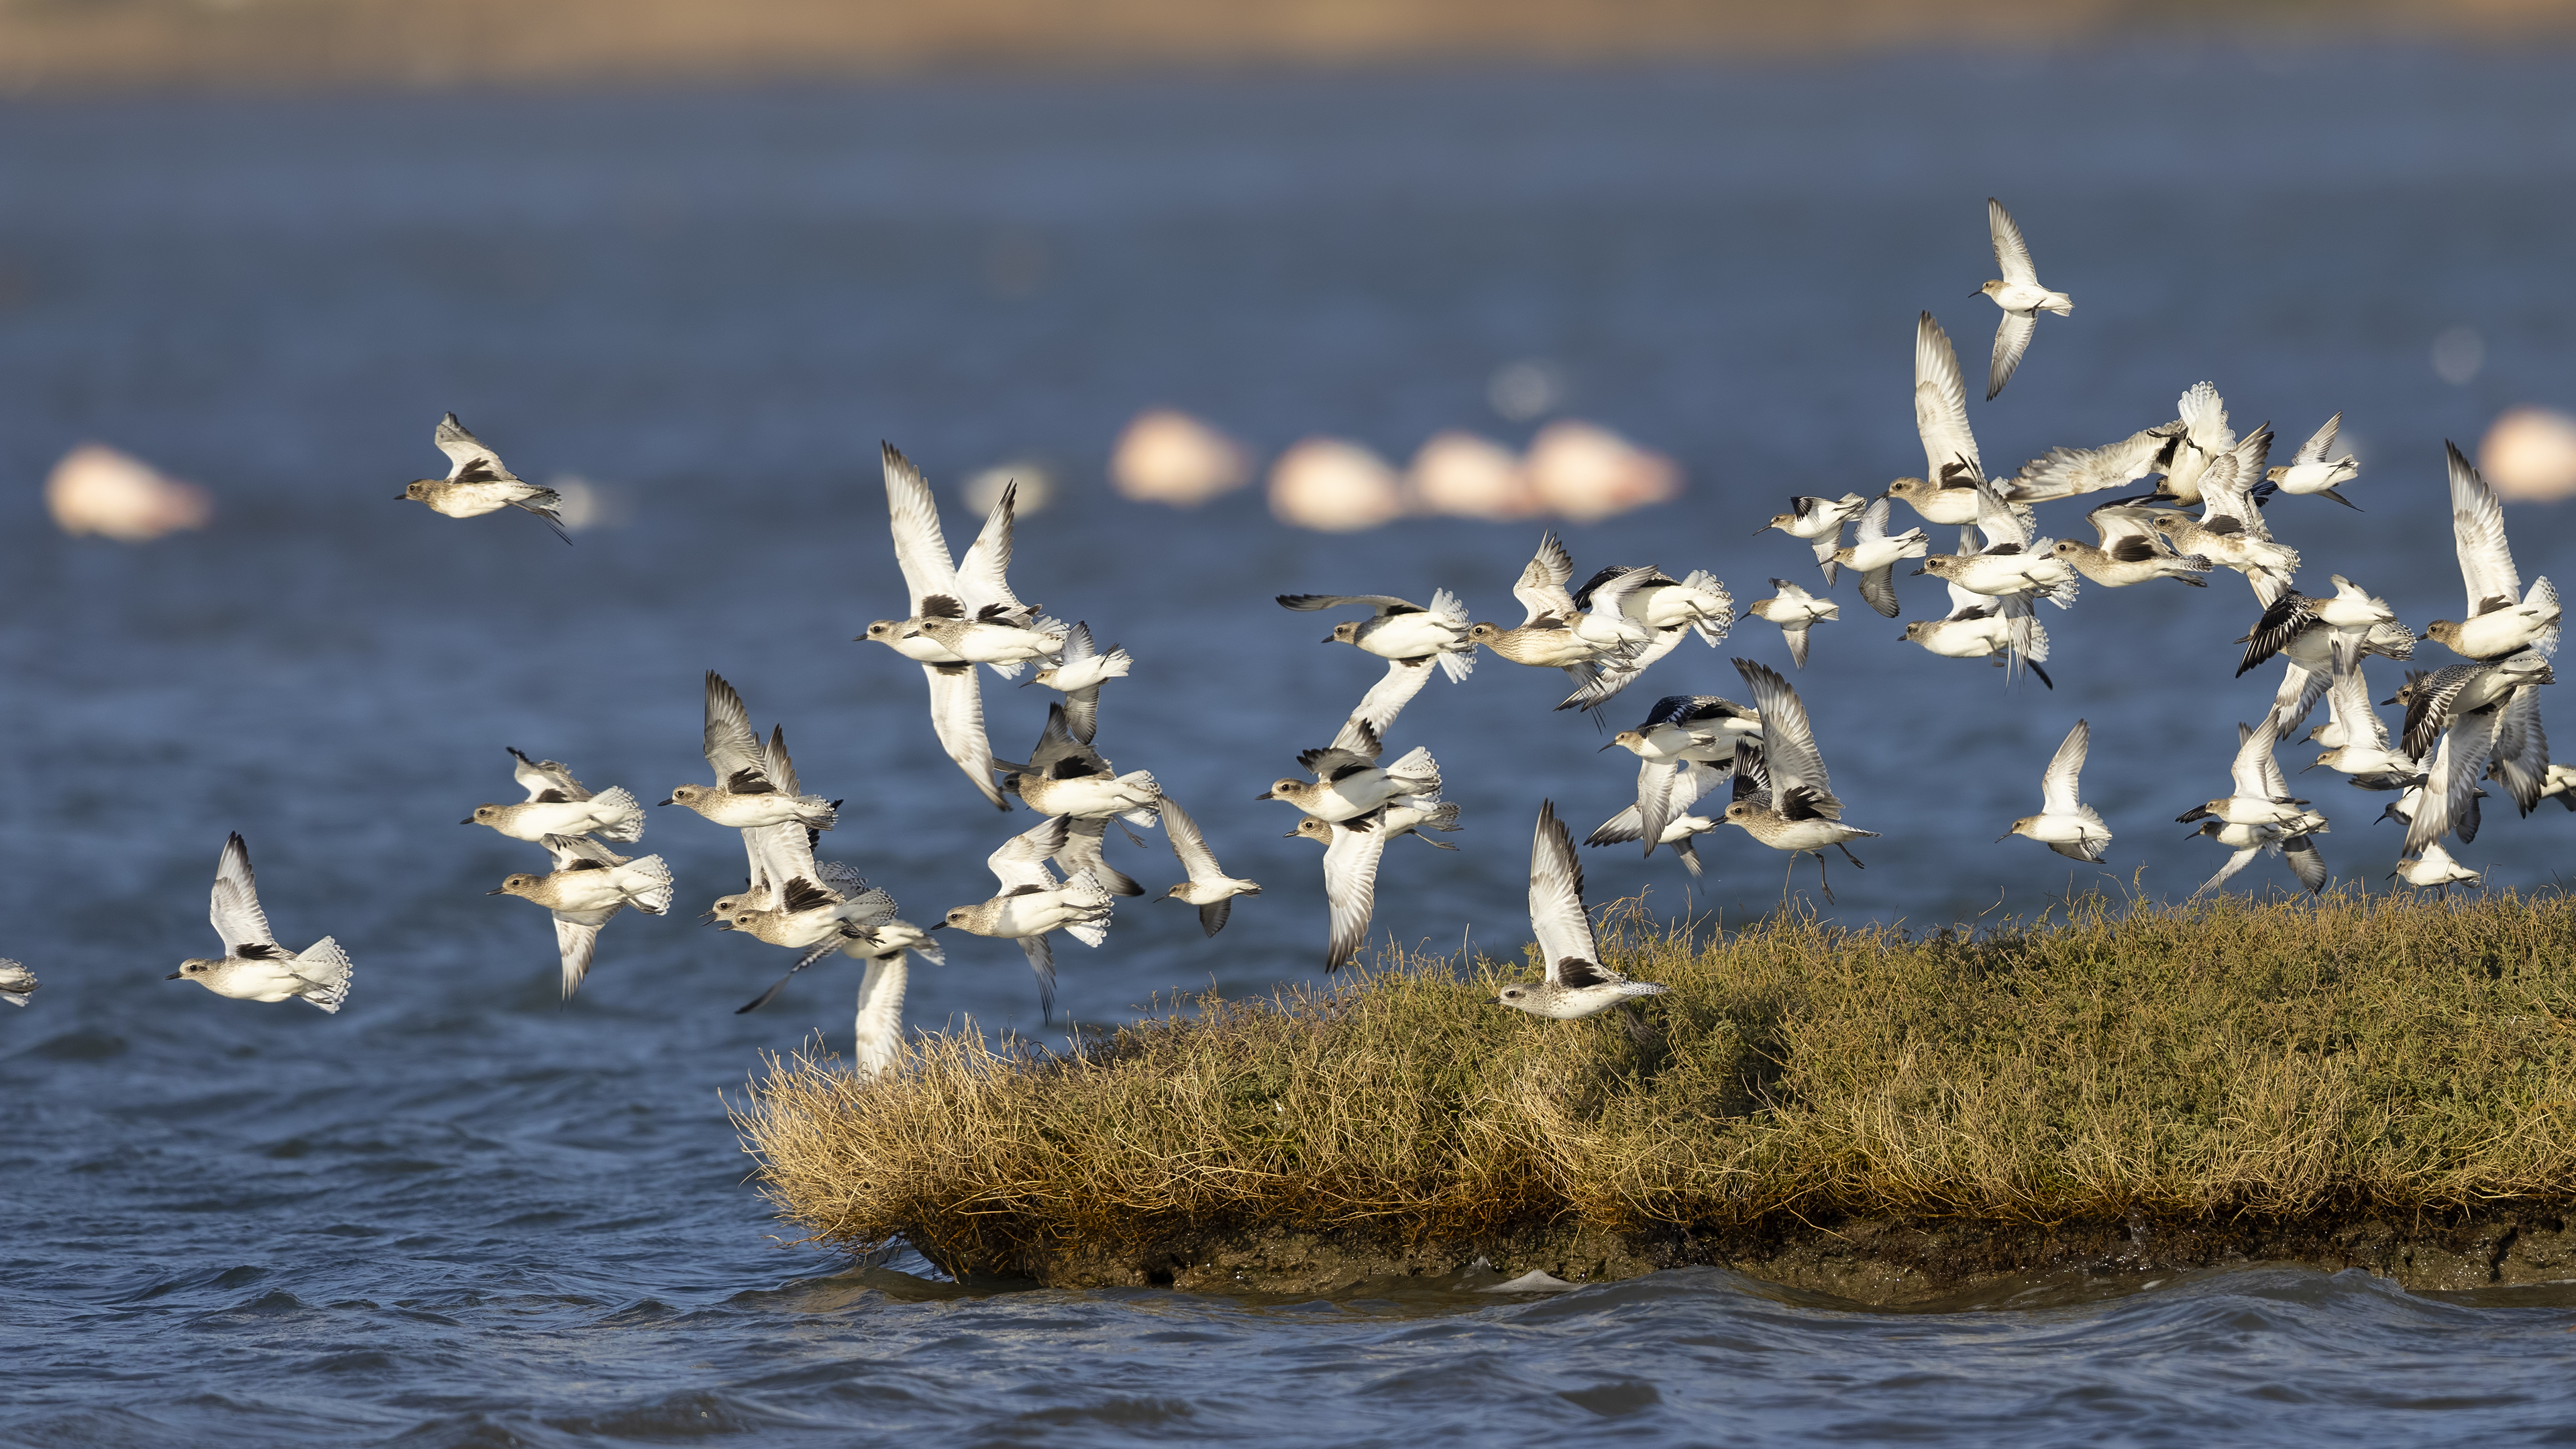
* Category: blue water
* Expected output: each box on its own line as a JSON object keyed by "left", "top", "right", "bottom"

{"left": 7, "top": 47, "right": 2576, "bottom": 1446}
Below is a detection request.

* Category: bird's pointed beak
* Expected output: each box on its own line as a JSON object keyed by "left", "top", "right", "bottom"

{"left": 1994, "top": 833, "right": 2011, "bottom": 844}
{"left": 393, "top": 493, "right": 409, "bottom": 501}
{"left": 656, "top": 797, "right": 674, "bottom": 806}
{"left": 1254, "top": 790, "right": 1274, "bottom": 800}
{"left": 165, "top": 971, "right": 184, "bottom": 980}
{"left": 1321, "top": 634, "right": 1338, "bottom": 643}
{"left": 1282, "top": 829, "right": 1301, "bottom": 838}
{"left": 1748, "top": 523, "right": 1772, "bottom": 537}
{"left": 485, "top": 887, "right": 505, "bottom": 895}
{"left": 925, "top": 922, "right": 947, "bottom": 931}
{"left": 1909, "top": 568, "right": 1925, "bottom": 576}
{"left": 1597, "top": 741, "right": 1619, "bottom": 753}
{"left": 459, "top": 816, "right": 474, "bottom": 825}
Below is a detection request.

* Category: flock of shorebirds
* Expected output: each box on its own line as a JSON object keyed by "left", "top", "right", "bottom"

{"left": 15, "top": 198, "right": 2557, "bottom": 1056}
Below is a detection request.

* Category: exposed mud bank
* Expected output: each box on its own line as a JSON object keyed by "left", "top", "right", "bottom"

{"left": 934, "top": 1211, "right": 2576, "bottom": 1303}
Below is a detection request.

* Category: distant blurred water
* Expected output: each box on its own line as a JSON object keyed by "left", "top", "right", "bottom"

{"left": 8, "top": 48, "right": 2576, "bottom": 1447}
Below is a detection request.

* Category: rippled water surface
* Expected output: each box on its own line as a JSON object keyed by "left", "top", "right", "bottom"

{"left": 9, "top": 48, "right": 2576, "bottom": 1446}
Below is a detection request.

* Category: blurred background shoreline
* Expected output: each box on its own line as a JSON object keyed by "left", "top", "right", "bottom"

{"left": 7, "top": 0, "right": 2576, "bottom": 95}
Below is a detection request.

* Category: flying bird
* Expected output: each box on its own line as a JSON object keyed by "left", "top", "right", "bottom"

{"left": 397, "top": 413, "right": 568, "bottom": 543}
{"left": 168, "top": 834, "right": 354, "bottom": 1012}
{"left": 1977, "top": 198, "right": 2074, "bottom": 399}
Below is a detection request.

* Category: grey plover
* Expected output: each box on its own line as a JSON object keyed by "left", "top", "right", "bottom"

{"left": 2426, "top": 441, "right": 2560, "bottom": 661}
{"left": 733, "top": 918, "right": 942, "bottom": 1038}
{"left": 1492, "top": 800, "right": 1669, "bottom": 1022}
{"left": 1977, "top": 198, "right": 2074, "bottom": 399}
{"left": 2051, "top": 504, "right": 2211, "bottom": 589}
{"left": 1884, "top": 312, "right": 1987, "bottom": 535}
{"left": 489, "top": 833, "right": 675, "bottom": 998}
{"left": 997, "top": 702, "right": 1162, "bottom": 832}
{"left": 2145, "top": 455, "right": 2297, "bottom": 602}
{"left": 0, "top": 959, "right": 36, "bottom": 1008}
{"left": 1258, "top": 722, "right": 1438, "bottom": 824}
{"left": 931, "top": 816, "right": 1113, "bottom": 1021}
{"left": 859, "top": 443, "right": 1055, "bottom": 810}
{"left": 1720, "top": 660, "right": 1881, "bottom": 900}
{"left": 398, "top": 413, "right": 568, "bottom": 543}
{"left": 168, "top": 833, "right": 354, "bottom": 1012}
{"left": 1602, "top": 694, "right": 1759, "bottom": 851}
{"left": 1278, "top": 588, "right": 1475, "bottom": 683}
{"left": 661, "top": 672, "right": 837, "bottom": 830}
{"left": 465, "top": 745, "right": 646, "bottom": 845}
{"left": 2002, "top": 719, "right": 2110, "bottom": 861}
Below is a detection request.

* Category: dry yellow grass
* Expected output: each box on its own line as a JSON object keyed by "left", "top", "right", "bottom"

{"left": 735, "top": 889, "right": 2576, "bottom": 1277}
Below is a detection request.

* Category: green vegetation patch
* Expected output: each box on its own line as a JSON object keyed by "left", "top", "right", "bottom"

{"left": 735, "top": 890, "right": 2576, "bottom": 1276}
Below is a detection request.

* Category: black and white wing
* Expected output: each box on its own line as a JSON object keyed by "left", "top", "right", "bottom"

{"left": 553, "top": 914, "right": 608, "bottom": 999}
{"left": 988, "top": 816, "right": 1071, "bottom": 893}
{"left": 1018, "top": 934, "right": 1057, "bottom": 1023}
{"left": 2449, "top": 441, "right": 2523, "bottom": 616}
{"left": 1971, "top": 480, "right": 2031, "bottom": 553}
{"left": 953, "top": 478, "right": 1030, "bottom": 621}
{"left": 1914, "top": 311, "right": 1983, "bottom": 485}
{"left": 2192, "top": 847, "right": 2262, "bottom": 899}
{"left": 1276, "top": 593, "right": 1419, "bottom": 614}
{"left": 1054, "top": 818, "right": 1143, "bottom": 898}
{"left": 1026, "top": 701, "right": 1108, "bottom": 780}
{"left": 882, "top": 442, "right": 963, "bottom": 614}
{"left": 1734, "top": 658, "right": 1840, "bottom": 819}
{"left": 1160, "top": 796, "right": 1226, "bottom": 888}
{"left": 1529, "top": 801, "right": 1603, "bottom": 985}
{"left": 508, "top": 746, "right": 590, "bottom": 802}
{"left": 1511, "top": 532, "right": 1580, "bottom": 627}
{"left": 2324, "top": 664, "right": 2393, "bottom": 754}
{"left": 2408, "top": 712, "right": 2500, "bottom": 855}
{"left": 2002, "top": 425, "right": 2180, "bottom": 504}
{"left": 541, "top": 832, "right": 630, "bottom": 873}
{"left": 2489, "top": 686, "right": 2550, "bottom": 815}
{"left": 1340, "top": 655, "right": 1438, "bottom": 749}
{"left": 1320, "top": 813, "right": 1387, "bottom": 973}
{"left": 1988, "top": 311, "right": 2037, "bottom": 402}
{"left": 433, "top": 412, "right": 517, "bottom": 482}
{"left": 925, "top": 662, "right": 1008, "bottom": 811}
{"left": 2040, "top": 719, "right": 2088, "bottom": 816}
{"left": 700, "top": 672, "right": 775, "bottom": 795}
{"left": 2237, "top": 591, "right": 2318, "bottom": 678}
{"left": 2281, "top": 832, "right": 2328, "bottom": 894}
{"left": 2293, "top": 412, "right": 2343, "bottom": 468}
{"left": 209, "top": 832, "right": 278, "bottom": 955}
{"left": 1989, "top": 197, "right": 2037, "bottom": 286}
{"left": 2227, "top": 718, "right": 2285, "bottom": 802}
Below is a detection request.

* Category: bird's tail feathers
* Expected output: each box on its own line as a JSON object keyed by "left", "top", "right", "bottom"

{"left": 619, "top": 854, "right": 676, "bottom": 915}
{"left": 1117, "top": 771, "right": 1163, "bottom": 829}
{"left": 587, "top": 786, "right": 647, "bottom": 842}
{"left": 293, "top": 938, "right": 355, "bottom": 1013}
